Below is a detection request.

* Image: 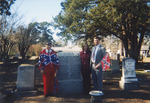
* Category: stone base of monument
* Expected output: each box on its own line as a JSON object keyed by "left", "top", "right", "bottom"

{"left": 12, "top": 90, "right": 37, "bottom": 99}
{"left": 119, "top": 77, "right": 139, "bottom": 90}
{"left": 89, "top": 90, "right": 104, "bottom": 103}
{"left": 119, "top": 57, "right": 140, "bottom": 90}
{"left": 57, "top": 79, "right": 83, "bottom": 94}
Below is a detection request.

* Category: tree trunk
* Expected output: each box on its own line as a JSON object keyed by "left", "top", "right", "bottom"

{"left": 21, "top": 53, "right": 25, "bottom": 60}
{"left": 19, "top": 47, "right": 26, "bottom": 60}
{"left": 122, "top": 38, "right": 128, "bottom": 57}
{"left": 18, "top": 45, "right": 30, "bottom": 60}
{"left": 122, "top": 33, "right": 144, "bottom": 63}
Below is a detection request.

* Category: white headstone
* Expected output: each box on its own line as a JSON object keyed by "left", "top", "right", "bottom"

{"left": 17, "top": 64, "right": 35, "bottom": 91}
{"left": 123, "top": 58, "right": 136, "bottom": 78}
{"left": 119, "top": 57, "right": 139, "bottom": 90}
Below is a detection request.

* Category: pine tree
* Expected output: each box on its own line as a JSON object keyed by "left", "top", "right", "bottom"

{"left": 53, "top": 0, "right": 150, "bottom": 61}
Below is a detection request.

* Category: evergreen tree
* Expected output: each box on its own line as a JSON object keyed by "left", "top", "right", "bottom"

{"left": 0, "top": 0, "right": 16, "bottom": 15}
{"left": 38, "top": 22, "right": 54, "bottom": 45}
{"left": 53, "top": 0, "right": 150, "bottom": 61}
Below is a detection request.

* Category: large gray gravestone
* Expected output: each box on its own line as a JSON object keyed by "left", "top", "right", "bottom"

{"left": 119, "top": 57, "right": 139, "bottom": 90}
{"left": 111, "top": 60, "right": 120, "bottom": 73}
{"left": 57, "top": 52, "right": 83, "bottom": 94}
{"left": 17, "top": 64, "right": 35, "bottom": 91}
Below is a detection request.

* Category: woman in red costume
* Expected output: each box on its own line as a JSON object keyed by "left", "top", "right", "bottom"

{"left": 39, "top": 42, "right": 59, "bottom": 97}
{"left": 80, "top": 43, "right": 91, "bottom": 94}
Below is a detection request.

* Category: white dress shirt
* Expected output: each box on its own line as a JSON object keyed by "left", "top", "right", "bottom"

{"left": 92, "top": 44, "right": 100, "bottom": 63}
{"left": 46, "top": 49, "right": 52, "bottom": 54}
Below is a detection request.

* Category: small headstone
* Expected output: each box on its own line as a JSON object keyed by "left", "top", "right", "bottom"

{"left": 17, "top": 64, "right": 35, "bottom": 91}
{"left": 111, "top": 60, "right": 120, "bottom": 73}
{"left": 13, "top": 54, "right": 21, "bottom": 60}
{"left": 56, "top": 52, "right": 83, "bottom": 94}
{"left": 119, "top": 57, "right": 139, "bottom": 90}
{"left": 14, "top": 54, "right": 20, "bottom": 57}
{"left": 29, "top": 56, "right": 38, "bottom": 60}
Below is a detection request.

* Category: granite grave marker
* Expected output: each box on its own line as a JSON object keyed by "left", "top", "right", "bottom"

{"left": 17, "top": 64, "right": 35, "bottom": 91}
{"left": 111, "top": 60, "right": 120, "bottom": 73}
{"left": 119, "top": 57, "right": 139, "bottom": 90}
{"left": 56, "top": 52, "right": 83, "bottom": 94}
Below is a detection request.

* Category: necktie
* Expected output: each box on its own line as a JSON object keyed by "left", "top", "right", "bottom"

{"left": 92, "top": 46, "right": 96, "bottom": 60}
{"left": 48, "top": 50, "right": 50, "bottom": 54}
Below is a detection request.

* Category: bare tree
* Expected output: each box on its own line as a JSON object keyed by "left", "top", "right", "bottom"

{"left": 0, "top": 12, "right": 22, "bottom": 61}
{"left": 15, "top": 24, "right": 40, "bottom": 59}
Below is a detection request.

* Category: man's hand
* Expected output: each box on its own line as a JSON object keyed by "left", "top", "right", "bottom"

{"left": 41, "top": 70, "right": 44, "bottom": 74}
{"left": 95, "top": 64, "right": 100, "bottom": 69}
{"left": 55, "top": 70, "right": 58, "bottom": 77}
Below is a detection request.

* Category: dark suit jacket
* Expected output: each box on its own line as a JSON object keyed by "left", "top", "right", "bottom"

{"left": 90, "top": 44, "right": 106, "bottom": 71}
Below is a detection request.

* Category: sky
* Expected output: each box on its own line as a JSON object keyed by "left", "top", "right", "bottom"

{"left": 10, "top": 0, "right": 64, "bottom": 41}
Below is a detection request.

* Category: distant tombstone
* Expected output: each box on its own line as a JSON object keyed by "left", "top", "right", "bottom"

{"left": 56, "top": 52, "right": 83, "bottom": 94}
{"left": 13, "top": 54, "right": 20, "bottom": 60}
{"left": 14, "top": 54, "right": 20, "bottom": 57}
{"left": 29, "top": 56, "right": 38, "bottom": 60}
{"left": 17, "top": 64, "right": 35, "bottom": 91}
{"left": 119, "top": 57, "right": 139, "bottom": 90}
{"left": 111, "top": 60, "right": 120, "bottom": 73}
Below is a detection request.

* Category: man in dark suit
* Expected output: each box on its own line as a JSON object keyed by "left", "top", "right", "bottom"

{"left": 90, "top": 36, "right": 106, "bottom": 91}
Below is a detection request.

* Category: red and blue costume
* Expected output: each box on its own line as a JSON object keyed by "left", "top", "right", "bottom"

{"left": 39, "top": 49, "right": 59, "bottom": 95}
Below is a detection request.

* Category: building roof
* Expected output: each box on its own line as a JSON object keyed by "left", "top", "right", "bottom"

{"left": 141, "top": 45, "right": 149, "bottom": 51}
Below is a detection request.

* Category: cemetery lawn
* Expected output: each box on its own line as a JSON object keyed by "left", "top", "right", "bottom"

{"left": 0, "top": 59, "right": 150, "bottom": 103}
{"left": 103, "top": 69, "right": 150, "bottom": 103}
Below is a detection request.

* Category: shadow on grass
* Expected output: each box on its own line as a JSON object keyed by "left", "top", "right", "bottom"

{"left": 103, "top": 90, "right": 150, "bottom": 100}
